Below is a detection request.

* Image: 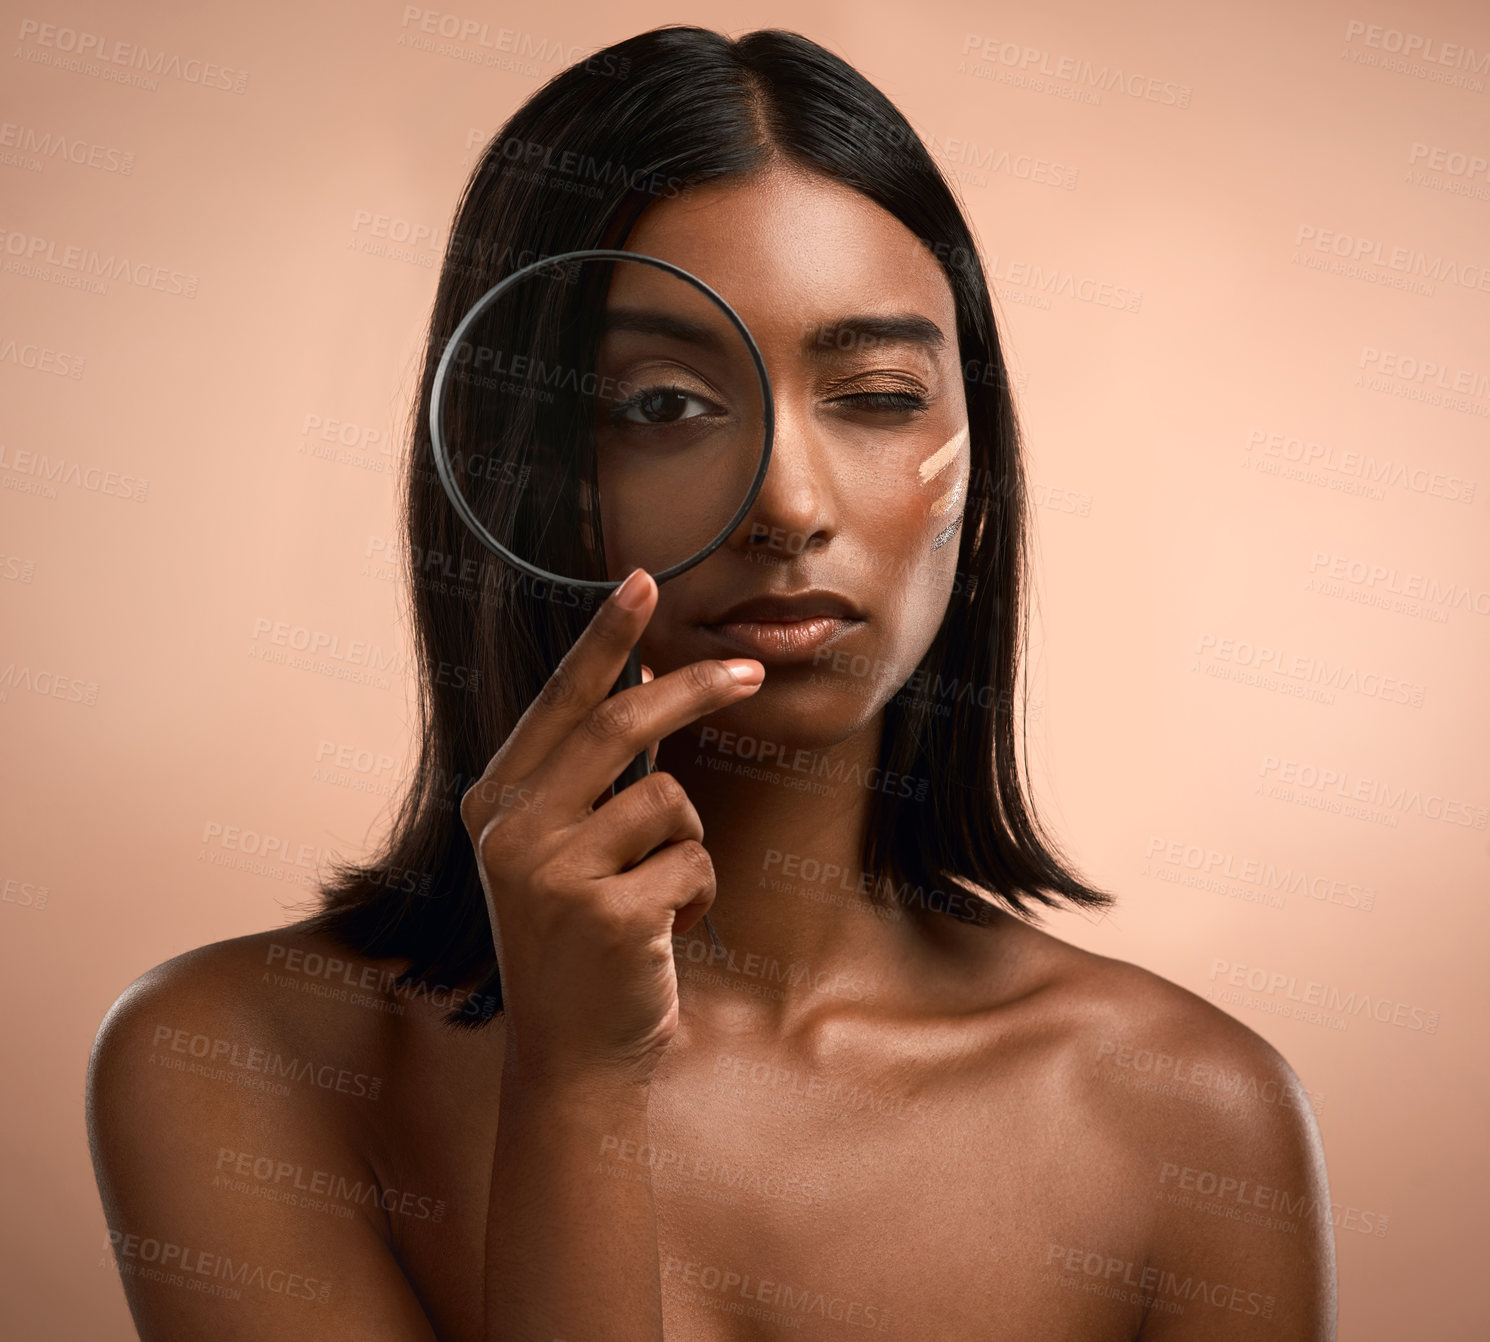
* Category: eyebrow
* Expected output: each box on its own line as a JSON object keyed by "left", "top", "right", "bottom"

{"left": 599, "top": 309, "right": 949, "bottom": 361}
{"left": 803, "top": 314, "right": 947, "bottom": 358}
{"left": 601, "top": 308, "right": 729, "bottom": 355}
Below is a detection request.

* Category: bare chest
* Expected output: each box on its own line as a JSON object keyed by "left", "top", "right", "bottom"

{"left": 375, "top": 1034, "right": 1150, "bottom": 1341}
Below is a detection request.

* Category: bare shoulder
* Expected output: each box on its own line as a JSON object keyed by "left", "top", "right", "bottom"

{"left": 86, "top": 924, "right": 416, "bottom": 1221}
{"left": 86, "top": 928, "right": 437, "bottom": 1340}
{"left": 1006, "top": 923, "right": 1337, "bottom": 1339}
{"left": 1000, "top": 922, "right": 1317, "bottom": 1136}
{"left": 88, "top": 927, "right": 402, "bottom": 1120}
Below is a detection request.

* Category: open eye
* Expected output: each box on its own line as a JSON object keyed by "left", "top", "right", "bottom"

{"left": 610, "top": 385, "right": 717, "bottom": 424}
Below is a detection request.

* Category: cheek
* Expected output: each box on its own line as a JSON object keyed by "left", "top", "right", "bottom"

{"left": 917, "top": 424, "right": 970, "bottom": 553}
{"left": 591, "top": 493, "right": 695, "bottom": 581}
{"left": 850, "top": 424, "right": 969, "bottom": 661}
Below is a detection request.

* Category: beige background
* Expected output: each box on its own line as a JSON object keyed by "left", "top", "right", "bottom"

{"left": 2, "top": 0, "right": 1487, "bottom": 1336}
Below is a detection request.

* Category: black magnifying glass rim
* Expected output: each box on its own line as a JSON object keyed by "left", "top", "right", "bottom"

{"left": 427, "top": 247, "right": 776, "bottom": 593}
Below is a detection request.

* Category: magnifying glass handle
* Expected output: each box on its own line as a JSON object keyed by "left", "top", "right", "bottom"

{"left": 608, "top": 645, "right": 652, "bottom": 795}
{"left": 607, "top": 645, "right": 724, "bottom": 954}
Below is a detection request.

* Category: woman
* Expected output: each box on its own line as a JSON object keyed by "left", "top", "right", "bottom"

{"left": 87, "top": 25, "right": 1336, "bottom": 1341}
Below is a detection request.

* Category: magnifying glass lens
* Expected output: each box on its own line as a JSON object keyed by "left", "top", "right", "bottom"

{"left": 433, "top": 254, "right": 768, "bottom": 587}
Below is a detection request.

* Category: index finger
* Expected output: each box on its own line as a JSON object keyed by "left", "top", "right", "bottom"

{"left": 475, "top": 566, "right": 658, "bottom": 794}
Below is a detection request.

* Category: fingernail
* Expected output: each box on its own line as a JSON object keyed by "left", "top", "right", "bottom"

{"left": 615, "top": 568, "right": 649, "bottom": 611}
{"left": 724, "top": 659, "right": 764, "bottom": 684}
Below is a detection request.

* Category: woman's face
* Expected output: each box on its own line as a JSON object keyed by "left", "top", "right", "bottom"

{"left": 603, "top": 164, "right": 971, "bottom": 746}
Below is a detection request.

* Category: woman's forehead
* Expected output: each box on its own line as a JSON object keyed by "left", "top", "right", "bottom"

{"left": 619, "top": 167, "right": 957, "bottom": 345}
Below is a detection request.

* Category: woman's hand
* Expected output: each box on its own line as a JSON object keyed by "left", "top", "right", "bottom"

{"left": 458, "top": 567, "right": 764, "bottom": 1094}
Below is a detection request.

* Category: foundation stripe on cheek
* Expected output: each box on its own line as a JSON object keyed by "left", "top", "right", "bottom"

{"left": 918, "top": 425, "right": 968, "bottom": 485}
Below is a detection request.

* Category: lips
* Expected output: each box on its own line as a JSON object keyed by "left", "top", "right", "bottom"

{"left": 699, "top": 590, "right": 865, "bottom": 663}
{"left": 702, "top": 590, "right": 864, "bottom": 625}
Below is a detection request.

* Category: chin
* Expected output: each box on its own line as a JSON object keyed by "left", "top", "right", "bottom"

{"left": 688, "top": 676, "right": 878, "bottom": 753}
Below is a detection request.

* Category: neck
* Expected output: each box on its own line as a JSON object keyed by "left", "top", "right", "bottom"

{"left": 656, "top": 709, "right": 945, "bottom": 1035}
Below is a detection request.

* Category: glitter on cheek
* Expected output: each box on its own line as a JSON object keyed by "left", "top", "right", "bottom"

{"left": 931, "top": 513, "right": 962, "bottom": 552}
{"left": 931, "top": 474, "right": 964, "bottom": 518}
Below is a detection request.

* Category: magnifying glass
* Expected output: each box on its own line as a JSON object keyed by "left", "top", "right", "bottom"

{"left": 428, "top": 248, "right": 775, "bottom": 950}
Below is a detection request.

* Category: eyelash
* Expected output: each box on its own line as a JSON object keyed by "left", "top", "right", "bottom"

{"left": 834, "top": 390, "right": 930, "bottom": 413}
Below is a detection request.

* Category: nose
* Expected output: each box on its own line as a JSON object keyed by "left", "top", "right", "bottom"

{"left": 730, "top": 398, "right": 841, "bottom": 562}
